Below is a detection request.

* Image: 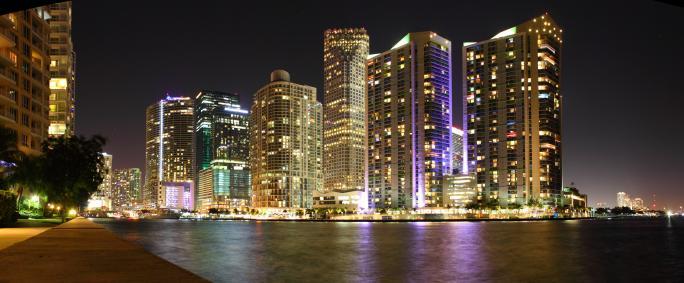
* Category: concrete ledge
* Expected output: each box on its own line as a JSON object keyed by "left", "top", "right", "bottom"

{"left": 0, "top": 217, "right": 207, "bottom": 282}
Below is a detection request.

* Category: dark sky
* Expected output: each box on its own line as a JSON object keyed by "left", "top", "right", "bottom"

{"left": 72, "top": 0, "right": 683, "bottom": 208}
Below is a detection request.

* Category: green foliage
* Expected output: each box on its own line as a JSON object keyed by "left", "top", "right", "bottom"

{"left": 611, "top": 206, "right": 635, "bottom": 215}
{"left": 0, "top": 190, "right": 18, "bottom": 226}
{"left": 39, "top": 135, "right": 107, "bottom": 220}
{"left": 507, "top": 203, "right": 523, "bottom": 209}
{"left": 527, "top": 198, "right": 543, "bottom": 208}
{"left": 17, "top": 194, "right": 45, "bottom": 217}
{"left": 465, "top": 201, "right": 480, "bottom": 210}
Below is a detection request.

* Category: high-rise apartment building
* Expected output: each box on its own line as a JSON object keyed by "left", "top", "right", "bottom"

{"left": 250, "top": 70, "right": 322, "bottom": 209}
{"left": 99, "top": 152, "right": 113, "bottom": 196}
{"left": 322, "top": 28, "right": 369, "bottom": 194}
{"left": 112, "top": 168, "right": 142, "bottom": 210}
{"left": 0, "top": 9, "right": 51, "bottom": 155}
{"left": 144, "top": 96, "right": 194, "bottom": 209}
{"left": 463, "top": 13, "right": 563, "bottom": 206}
{"left": 46, "top": 2, "right": 75, "bottom": 137}
{"left": 194, "top": 90, "right": 250, "bottom": 210}
{"left": 367, "top": 32, "right": 452, "bottom": 209}
{"left": 631, "top": 197, "right": 644, "bottom": 210}
{"left": 88, "top": 152, "right": 113, "bottom": 210}
{"left": 452, "top": 126, "right": 463, "bottom": 174}
{"left": 617, "top": 192, "right": 630, "bottom": 208}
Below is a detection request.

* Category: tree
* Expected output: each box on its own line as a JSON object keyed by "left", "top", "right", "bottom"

{"left": 41, "top": 135, "right": 107, "bottom": 222}
{"left": 508, "top": 203, "right": 522, "bottom": 210}
{"left": 208, "top": 208, "right": 219, "bottom": 214}
{"left": 465, "top": 201, "right": 480, "bottom": 210}
{"left": 7, "top": 154, "right": 45, "bottom": 205}
{"left": 0, "top": 127, "right": 21, "bottom": 191}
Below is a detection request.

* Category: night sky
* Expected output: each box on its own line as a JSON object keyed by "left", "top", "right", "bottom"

{"left": 71, "top": 0, "right": 683, "bottom": 208}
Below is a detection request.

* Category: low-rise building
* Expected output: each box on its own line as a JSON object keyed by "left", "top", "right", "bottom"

{"left": 312, "top": 190, "right": 362, "bottom": 210}
{"left": 159, "top": 181, "right": 194, "bottom": 211}
{"left": 442, "top": 174, "right": 477, "bottom": 208}
{"left": 561, "top": 186, "right": 587, "bottom": 208}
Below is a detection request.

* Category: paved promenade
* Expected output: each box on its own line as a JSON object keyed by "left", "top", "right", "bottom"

{"left": 0, "top": 227, "right": 51, "bottom": 251}
{"left": 0, "top": 217, "right": 207, "bottom": 282}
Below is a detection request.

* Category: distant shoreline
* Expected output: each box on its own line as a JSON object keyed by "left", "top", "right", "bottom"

{"left": 97, "top": 216, "right": 603, "bottom": 223}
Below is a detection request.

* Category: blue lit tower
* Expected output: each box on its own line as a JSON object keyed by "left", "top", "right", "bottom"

{"left": 366, "top": 32, "right": 452, "bottom": 209}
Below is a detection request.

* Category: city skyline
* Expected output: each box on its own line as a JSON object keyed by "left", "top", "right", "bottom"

{"left": 70, "top": 1, "right": 683, "bottom": 207}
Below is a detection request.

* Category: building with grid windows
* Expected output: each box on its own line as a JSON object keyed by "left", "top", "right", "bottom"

{"left": 194, "top": 90, "right": 250, "bottom": 210}
{"left": 452, "top": 126, "right": 463, "bottom": 174}
{"left": 463, "top": 13, "right": 563, "bottom": 206}
{"left": 0, "top": 9, "right": 51, "bottom": 155}
{"left": 144, "top": 96, "right": 194, "bottom": 209}
{"left": 322, "top": 28, "right": 369, "bottom": 196}
{"left": 367, "top": 32, "right": 452, "bottom": 209}
{"left": 112, "top": 168, "right": 142, "bottom": 210}
{"left": 46, "top": 1, "right": 75, "bottom": 137}
{"left": 250, "top": 70, "right": 322, "bottom": 209}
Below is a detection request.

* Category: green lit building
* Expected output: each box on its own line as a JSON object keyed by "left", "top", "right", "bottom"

{"left": 194, "top": 90, "right": 250, "bottom": 210}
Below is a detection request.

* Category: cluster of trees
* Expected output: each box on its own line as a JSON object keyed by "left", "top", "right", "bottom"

{"left": 595, "top": 207, "right": 637, "bottom": 215}
{"left": 0, "top": 127, "right": 107, "bottom": 225}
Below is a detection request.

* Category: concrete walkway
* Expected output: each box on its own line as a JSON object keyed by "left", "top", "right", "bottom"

{"left": 0, "top": 227, "right": 51, "bottom": 250}
{"left": 0, "top": 217, "right": 207, "bottom": 282}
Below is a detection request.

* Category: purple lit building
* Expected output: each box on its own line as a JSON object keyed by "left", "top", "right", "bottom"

{"left": 144, "top": 96, "right": 195, "bottom": 209}
{"left": 367, "top": 32, "right": 452, "bottom": 209}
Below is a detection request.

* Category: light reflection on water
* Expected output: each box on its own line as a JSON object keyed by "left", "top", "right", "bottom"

{"left": 95, "top": 218, "right": 684, "bottom": 282}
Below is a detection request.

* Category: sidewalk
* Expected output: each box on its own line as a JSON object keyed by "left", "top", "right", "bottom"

{"left": 0, "top": 227, "right": 50, "bottom": 250}
{"left": 0, "top": 217, "right": 207, "bottom": 282}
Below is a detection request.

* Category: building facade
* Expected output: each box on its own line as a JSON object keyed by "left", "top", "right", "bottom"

{"left": 46, "top": 2, "right": 75, "bottom": 137}
{"left": 442, "top": 174, "right": 477, "bottom": 208}
{"left": 322, "top": 28, "right": 369, "bottom": 195}
{"left": 617, "top": 192, "right": 630, "bottom": 208}
{"left": 560, "top": 185, "right": 587, "bottom": 208}
{"left": 367, "top": 32, "right": 452, "bottom": 209}
{"left": 112, "top": 168, "right": 142, "bottom": 210}
{"left": 463, "top": 13, "right": 563, "bottom": 206}
{"left": 88, "top": 152, "right": 112, "bottom": 210}
{"left": 452, "top": 126, "right": 463, "bottom": 174}
{"left": 197, "top": 146, "right": 250, "bottom": 211}
{"left": 144, "top": 96, "right": 194, "bottom": 209}
{"left": 250, "top": 70, "right": 322, "bottom": 209}
{"left": 0, "top": 9, "right": 52, "bottom": 155}
{"left": 194, "top": 90, "right": 250, "bottom": 210}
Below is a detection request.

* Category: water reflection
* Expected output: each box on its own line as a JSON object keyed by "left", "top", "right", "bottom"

{"left": 94, "top": 218, "right": 684, "bottom": 282}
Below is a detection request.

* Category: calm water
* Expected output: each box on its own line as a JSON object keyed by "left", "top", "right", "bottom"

{"left": 94, "top": 217, "right": 684, "bottom": 282}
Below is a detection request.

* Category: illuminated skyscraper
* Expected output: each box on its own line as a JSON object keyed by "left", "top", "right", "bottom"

{"left": 88, "top": 152, "right": 113, "bottom": 210}
{"left": 463, "top": 13, "right": 563, "bottom": 206}
{"left": 452, "top": 126, "right": 463, "bottom": 174}
{"left": 0, "top": 9, "right": 51, "bottom": 155}
{"left": 112, "top": 168, "right": 142, "bottom": 210}
{"left": 144, "top": 96, "right": 194, "bottom": 209}
{"left": 617, "top": 192, "right": 630, "bottom": 208}
{"left": 197, "top": 146, "right": 250, "bottom": 210}
{"left": 250, "top": 70, "right": 322, "bottom": 209}
{"left": 367, "top": 32, "right": 452, "bottom": 209}
{"left": 194, "top": 90, "right": 250, "bottom": 210}
{"left": 99, "top": 153, "right": 113, "bottom": 197}
{"left": 322, "top": 28, "right": 369, "bottom": 194}
{"left": 46, "top": 2, "right": 75, "bottom": 137}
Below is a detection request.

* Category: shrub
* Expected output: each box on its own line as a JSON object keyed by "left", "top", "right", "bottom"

{"left": 0, "top": 190, "right": 18, "bottom": 226}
